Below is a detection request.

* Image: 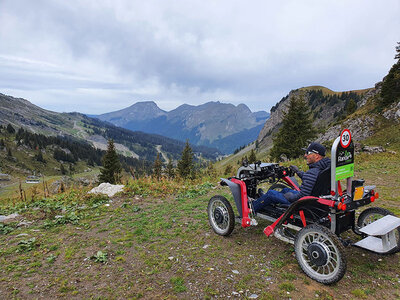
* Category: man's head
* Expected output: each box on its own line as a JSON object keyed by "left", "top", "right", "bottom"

{"left": 303, "top": 142, "right": 326, "bottom": 165}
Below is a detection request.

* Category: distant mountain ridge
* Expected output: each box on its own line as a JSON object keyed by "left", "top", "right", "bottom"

{"left": 94, "top": 101, "right": 269, "bottom": 153}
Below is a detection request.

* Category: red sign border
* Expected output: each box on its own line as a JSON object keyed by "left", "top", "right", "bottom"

{"left": 340, "top": 129, "right": 352, "bottom": 148}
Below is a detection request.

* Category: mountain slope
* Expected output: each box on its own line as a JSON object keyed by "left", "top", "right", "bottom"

{"left": 0, "top": 93, "right": 221, "bottom": 162}
{"left": 257, "top": 86, "right": 372, "bottom": 149}
{"left": 94, "top": 101, "right": 269, "bottom": 153}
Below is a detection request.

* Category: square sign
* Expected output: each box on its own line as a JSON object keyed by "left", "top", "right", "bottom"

{"left": 335, "top": 129, "right": 354, "bottom": 181}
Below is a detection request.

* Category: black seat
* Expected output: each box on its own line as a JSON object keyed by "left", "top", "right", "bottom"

{"left": 310, "top": 167, "right": 331, "bottom": 197}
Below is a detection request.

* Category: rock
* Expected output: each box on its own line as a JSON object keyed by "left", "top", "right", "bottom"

{"left": 16, "top": 233, "right": 29, "bottom": 237}
{"left": 17, "top": 221, "right": 33, "bottom": 227}
{"left": 383, "top": 101, "right": 400, "bottom": 121}
{"left": 88, "top": 183, "right": 124, "bottom": 197}
{"left": 249, "top": 294, "right": 258, "bottom": 299}
{"left": 362, "top": 146, "right": 385, "bottom": 153}
{"left": 0, "top": 213, "right": 20, "bottom": 223}
{"left": 317, "top": 115, "right": 377, "bottom": 143}
{"left": 76, "top": 177, "right": 91, "bottom": 186}
{"left": 202, "top": 244, "right": 210, "bottom": 249}
{"left": 232, "top": 270, "right": 239, "bottom": 274}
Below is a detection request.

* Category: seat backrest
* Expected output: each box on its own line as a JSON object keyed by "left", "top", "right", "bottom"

{"left": 310, "top": 167, "right": 331, "bottom": 197}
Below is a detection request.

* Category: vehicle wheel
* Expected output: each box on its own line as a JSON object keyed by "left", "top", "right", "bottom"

{"left": 357, "top": 207, "right": 400, "bottom": 253}
{"left": 294, "top": 224, "right": 347, "bottom": 284}
{"left": 207, "top": 195, "right": 235, "bottom": 236}
{"left": 268, "top": 183, "right": 289, "bottom": 192}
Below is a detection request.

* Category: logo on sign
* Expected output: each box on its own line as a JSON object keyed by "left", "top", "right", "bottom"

{"left": 337, "top": 150, "right": 353, "bottom": 163}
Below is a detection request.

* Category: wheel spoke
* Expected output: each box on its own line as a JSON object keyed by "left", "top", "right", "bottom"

{"left": 296, "top": 228, "right": 343, "bottom": 281}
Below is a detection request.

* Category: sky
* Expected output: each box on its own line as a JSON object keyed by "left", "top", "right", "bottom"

{"left": 0, "top": 0, "right": 399, "bottom": 114}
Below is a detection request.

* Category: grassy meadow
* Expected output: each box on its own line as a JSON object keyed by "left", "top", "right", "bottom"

{"left": 0, "top": 151, "right": 399, "bottom": 299}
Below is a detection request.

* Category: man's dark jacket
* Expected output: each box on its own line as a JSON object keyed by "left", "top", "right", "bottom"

{"left": 296, "top": 157, "right": 331, "bottom": 198}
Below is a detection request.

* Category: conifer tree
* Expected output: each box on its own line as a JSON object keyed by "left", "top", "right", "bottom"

{"left": 345, "top": 99, "right": 357, "bottom": 115}
{"left": 88, "top": 157, "right": 95, "bottom": 166}
{"left": 165, "top": 158, "right": 175, "bottom": 179}
{"left": 0, "top": 139, "right": 5, "bottom": 149}
{"left": 224, "top": 164, "right": 233, "bottom": 176}
{"left": 270, "top": 95, "right": 316, "bottom": 161}
{"left": 380, "top": 42, "right": 400, "bottom": 108}
{"left": 206, "top": 161, "right": 216, "bottom": 177}
{"left": 35, "top": 151, "right": 45, "bottom": 163}
{"left": 60, "top": 163, "right": 66, "bottom": 175}
{"left": 249, "top": 149, "right": 257, "bottom": 164}
{"left": 6, "top": 124, "right": 15, "bottom": 134}
{"left": 177, "top": 140, "right": 194, "bottom": 179}
{"left": 99, "top": 139, "right": 122, "bottom": 184}
{"left": 7, "top": 147, "right": 12, "bottom": 157}
{"left": 153, "top": 153, "right": 163, "bottom": 181}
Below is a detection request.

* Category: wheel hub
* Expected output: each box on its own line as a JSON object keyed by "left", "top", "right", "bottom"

{"left": 307, "top": 242, "right": 328, "bottom": 266}
{"left": 213, "top": 207, "right": 224, "bottom": 225}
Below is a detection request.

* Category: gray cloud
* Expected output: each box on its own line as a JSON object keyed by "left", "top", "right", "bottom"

{"left": 0, "top": 0, "right": 399, "bottom": 113}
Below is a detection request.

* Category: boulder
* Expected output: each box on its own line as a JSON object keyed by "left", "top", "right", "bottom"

{"left": 88, "top": 183, "right": 124, "bottom": 197}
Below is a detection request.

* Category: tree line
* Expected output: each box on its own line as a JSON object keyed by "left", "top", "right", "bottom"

{"left": 3, "top": 125, "right": 153, "bottom": 175}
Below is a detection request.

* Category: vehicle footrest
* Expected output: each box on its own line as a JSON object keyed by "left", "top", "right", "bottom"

{"left": 354, "top": 215, "right": 400, "bottom": 253}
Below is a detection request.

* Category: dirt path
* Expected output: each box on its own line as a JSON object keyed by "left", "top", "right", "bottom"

{"left": 156, "top": 144, "right": 169, "bottom": 163}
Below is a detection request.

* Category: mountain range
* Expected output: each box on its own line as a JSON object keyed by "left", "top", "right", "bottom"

{"left": 0, "top": 93, "right": 221, "bottom": 163}
{"left": 93, "top": 101, "right": 269, "bottom": 154}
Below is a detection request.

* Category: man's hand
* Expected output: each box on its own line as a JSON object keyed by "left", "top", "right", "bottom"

{"left": 289, "top": 165, "right": 300, "bottom": 175}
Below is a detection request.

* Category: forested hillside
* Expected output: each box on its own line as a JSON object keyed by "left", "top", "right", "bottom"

{"left": 0, "top": 125, "right": 154, "bottom": 178}
{"left": 0, "top": 94, "right": 221, "bottom": 164}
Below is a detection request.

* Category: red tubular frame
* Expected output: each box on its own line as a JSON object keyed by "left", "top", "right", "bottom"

{"left": 230, "top": 178, "right": 252, "bottom": 228}
{"left": 230, "top": 175, "right": 338, "bottom": 234}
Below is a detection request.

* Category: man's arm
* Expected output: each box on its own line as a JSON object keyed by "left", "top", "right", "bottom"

{"left": 290, "top": 165, "right": 304, "bottom": 179}
{"left": 298, "top": 168, "right": 319, "bottom": 197}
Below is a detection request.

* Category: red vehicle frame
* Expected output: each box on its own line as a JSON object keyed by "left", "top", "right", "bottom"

{"left": 207, "top": 132, "right": 400, "bottom": 284}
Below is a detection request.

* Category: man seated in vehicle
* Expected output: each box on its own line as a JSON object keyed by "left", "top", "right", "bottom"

{"left": 252, "top": 142, "right": 331, "bottom": 212}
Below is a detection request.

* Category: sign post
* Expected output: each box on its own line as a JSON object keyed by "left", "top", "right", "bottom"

{"left": 331, "top": 129, "right": 354, "bottom": 199}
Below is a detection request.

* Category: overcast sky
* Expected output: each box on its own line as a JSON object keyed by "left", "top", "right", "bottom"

{"left": 0, "top": 1, "right": 399, "bottom": 114}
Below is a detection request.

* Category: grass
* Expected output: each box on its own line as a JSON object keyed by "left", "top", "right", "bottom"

{"left": 0, "top": 153, "right": 399, "bottom": 298}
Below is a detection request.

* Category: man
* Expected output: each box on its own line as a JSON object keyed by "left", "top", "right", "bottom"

{"left": 252, "top": 142, "right": 331, "bottom": 212}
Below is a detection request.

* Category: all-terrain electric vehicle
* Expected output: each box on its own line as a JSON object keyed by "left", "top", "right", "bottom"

{"left": 207, "top": 130, "right": 400, "bottom": 284}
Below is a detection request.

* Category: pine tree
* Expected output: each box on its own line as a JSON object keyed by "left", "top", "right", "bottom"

{"left": 249, "top": 149, "right": 257, "bottom": 164}
{"left": 6, "top": 124, "right": 15, "bottom": 134}
{"left": 88, "top": 157, "right": 95, "bottom": 166}
{"left": 165, "top": 158, "right": 175, "bottom": 179}
{"left": 224, "top": 165, "right": 233, "bottom": 175}
{"left": 35, "top": 151, "right": 45, "bottom": 163}
{"left": 270, "top": 95, "right": 316, "bottom": 161}
{"left": 0, "top": 139, "right": 5, "bottom": 149}
{"left": 206, "top": 161, "right": 216, "bottom": 177}
{"left": 153, "top": 153, "right": 163, "bottom": 181}
{"left": 177, "top": 140, "right": 194, "bottom": 179}
{"left": 99, "top": 139, "right": 122, "bottom": 184}
{"left": 60, "top": 163, "right": 66, "bottom": 175}
{"left": 345, "top": 99, "right": 357, "bottom": 115}
{"left": 380, "top": 42, "right": 400, "bottom": 107}
{"left": 7, "top": 147, "right": 12, "bottom": 157}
